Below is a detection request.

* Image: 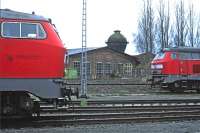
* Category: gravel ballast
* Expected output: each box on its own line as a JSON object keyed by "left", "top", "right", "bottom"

{"left": 2, "top": 120, "right": 200, "bottom": 133}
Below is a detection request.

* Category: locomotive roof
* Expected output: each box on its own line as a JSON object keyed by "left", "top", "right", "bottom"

{"left": 0, "top": 9, "right": 48, "bottom": 21}
{"left": 163, "top": 47, "right": 200, "bottom": 53}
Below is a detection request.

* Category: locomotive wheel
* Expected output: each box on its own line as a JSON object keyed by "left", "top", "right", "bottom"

{"left": 173, "top": 82, "right": 184, "bottom": 93}
{"left": 167, "top": 82, "right": 184, "bottom": 93}
{"left": 196, "top": 89, "right": 200, "bottom": 93}
{"left": 172, "top": 89, "right": 184, "bottom": 93}
{"left": 0, "top": 91, "right": 34, "bottom": 118}
{"left": 32, "top": 101, "right": 40, "bottom": 117}
{"left": 168, "top": 88, "right": 184, "bottom": 93}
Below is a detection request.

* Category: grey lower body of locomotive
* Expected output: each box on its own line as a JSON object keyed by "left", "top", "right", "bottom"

{"left": 152, "top": 74, "right": 200, "bottom": 92}
{"left": 0, "top": 78, "right": 63, "bottom": 99}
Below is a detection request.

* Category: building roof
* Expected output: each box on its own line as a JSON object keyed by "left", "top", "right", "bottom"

{"left": 135, "top": 52, "right": 155, "bottom": 68}
{"left": 0, "top": 9, "right": 48, "bottom": 21}
{"left": 68, "top": 46, "right": 139, "bottom": 64}
{"left": 68, "top": 47, "right": 99, "bottom": 56}
{"left": 163, "top": 47, "right": 200, "bottom": 53}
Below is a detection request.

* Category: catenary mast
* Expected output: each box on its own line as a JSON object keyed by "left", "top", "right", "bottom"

{"left": 80, "top": 0, "right": 88, "bottom": 98}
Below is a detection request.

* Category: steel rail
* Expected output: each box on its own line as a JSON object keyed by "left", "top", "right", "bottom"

{"left": 68, "top": 99, "right": 200, "bottom": 106}
{"left": 3, "top": 111, "right": 200, "bottom": 128}
{"left": 35, "top": 110, "right": 200, "bottom": 121}
{"left": 31, "top": 115, "right": 200, "bottom": 127}
{"left": 40, "top": 105, "right": 200, "bottom": 114}
{"left": 65, "top": 83, "right": 150, "bottom": 85}
{"left": 3, "top": 99, "right": 200, "bottom": 128}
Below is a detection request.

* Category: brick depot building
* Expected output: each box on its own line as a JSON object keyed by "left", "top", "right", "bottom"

{"left": 67, "top": 30, "right": 139, "bottom": 79}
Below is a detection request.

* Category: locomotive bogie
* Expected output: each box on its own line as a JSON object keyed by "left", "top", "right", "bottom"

{"left": 0, "top": 91, "right": 34, "bottom": 117}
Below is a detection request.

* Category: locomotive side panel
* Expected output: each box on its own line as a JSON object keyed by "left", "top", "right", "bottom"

{"left": 167, "top": 52, "right": 180, "bottom": 75}
{"left": 178, "top": 52, "right": 200, "bottom": 75}
{"left": 0, "top": 20, "right": 65, "bottom": 78}
{"left": 151, "top": 51, "right": 180, "bottom": 80}
{"left": 193, "top": 64, "right": 200, "bottom": 73}
{"left": 161, "top": 52, "right": 180, "bottom": 75}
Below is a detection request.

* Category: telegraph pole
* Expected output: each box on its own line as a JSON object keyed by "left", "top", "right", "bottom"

{"left": 80, "top": 0, "right": 88, "bottom": 98}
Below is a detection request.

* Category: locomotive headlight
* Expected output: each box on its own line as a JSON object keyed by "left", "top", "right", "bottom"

{"left": 151, "top": 64, "right": 163, "bottom": 69}
{"left": 151, "top": 64, "right": 155, "bottom": 69}
{"left": 155, "top": 64, "right": 163, "bottom": 69}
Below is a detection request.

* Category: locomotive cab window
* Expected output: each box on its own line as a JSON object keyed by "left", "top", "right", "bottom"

{"left": 1, "top": 22, "right": 46, "bottom": 39}
{"left": 191, "top": 53, "right": 200, "bottom": 59}
{"left": 171, "top": 53, "right": 177, "bottom": 59}
{"left": 179, "top": 52, "right": 200, "bottom": 60}
{"left": 2, "top": 22, "right": 20, "bottom": 37}
{"left": 179, "top": 52, "right": 191, "bottom": 60}
{"left": 154, "top": 51, "right": 165, "bottom": 60}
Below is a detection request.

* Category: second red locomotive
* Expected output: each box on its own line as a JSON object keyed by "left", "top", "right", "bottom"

{"left": 151, "top": 47, "right": 200, "bottom": 92}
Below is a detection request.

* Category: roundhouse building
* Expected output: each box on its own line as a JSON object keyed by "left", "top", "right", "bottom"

{"left": 67, "top": 30, "right": 139, "bottom": 79}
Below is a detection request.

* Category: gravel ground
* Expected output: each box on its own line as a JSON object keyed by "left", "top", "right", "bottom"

{"left": 1, "top": 120, "right": 200, "bottom": 133}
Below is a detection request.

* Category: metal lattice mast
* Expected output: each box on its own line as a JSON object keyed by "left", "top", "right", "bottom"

{"left": 0, "top": 0, "right": 1, "bottom": 18}
{"left": 80, "top": 0, "right": 87, "bottom": 98}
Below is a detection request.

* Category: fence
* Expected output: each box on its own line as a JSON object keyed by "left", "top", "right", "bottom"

{"left": 65, "top": 68, "right": 152, "bottom": 80}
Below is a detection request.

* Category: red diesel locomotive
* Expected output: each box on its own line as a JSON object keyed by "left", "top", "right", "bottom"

{"left": 151, "top": 47, "right": 200, "bottom": 92}
{"left": 0, "top": 9, "right": 73, "bottom": 117}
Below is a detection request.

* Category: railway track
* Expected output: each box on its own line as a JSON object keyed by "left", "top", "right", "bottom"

{"left": 2, "top": 99, "right": 200, "bottom": 128}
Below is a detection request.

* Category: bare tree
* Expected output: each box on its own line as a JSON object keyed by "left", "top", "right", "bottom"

{"left": 134, "top": 0, "right": 155, "bottom": 53}
{"left": 156, "top": 0, "right": 170, "bottom": 50}
{"left": 168, "top": 25, "right": 176, "bottom": 47}
{"left": 187, "top": 3, "right": 195, "bottom": 47}
{"left": 148, "top": 0, "right": 154, "bottom": 53}
{"left": 174, "top": 0, "right": 188, "bottom": 47}
{"left": 195, "top": 14, "right": 200, "bottom": 47}
{"left": 164, "top": 0, "right": 170, "bottom": 48}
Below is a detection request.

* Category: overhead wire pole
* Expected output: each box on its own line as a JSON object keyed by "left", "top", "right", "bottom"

{"left": 0, "top": 0, "right": 1, "bottom": 18}
{"left": 80, "top": 0, "right": 88, "bottom": 98}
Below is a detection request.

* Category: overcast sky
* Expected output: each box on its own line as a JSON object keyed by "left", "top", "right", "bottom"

{"left": 1, "top": 0, "right": 200, "bottom": 55}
